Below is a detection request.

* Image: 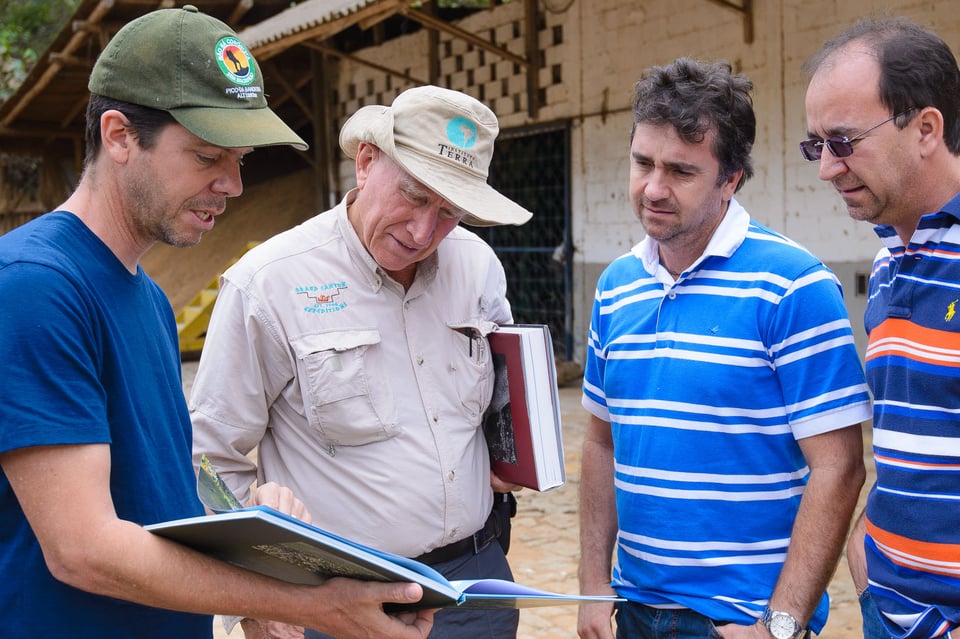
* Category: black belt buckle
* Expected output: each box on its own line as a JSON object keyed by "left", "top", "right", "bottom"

{"left": 414, "top": 508, "right": 501, "bottom": 565}
{"left": 471, "top": 530, "right": 484, "bottom": 555}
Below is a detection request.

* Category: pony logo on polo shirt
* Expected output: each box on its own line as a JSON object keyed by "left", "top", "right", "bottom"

{"left": 215, "top": 36, "right": 257, "bottom": 88}
{"left": 947, "top": 299, "right": 958, "bottom": 322}
{"left": 438, "top": 117, "right": 480, "bottom": 169}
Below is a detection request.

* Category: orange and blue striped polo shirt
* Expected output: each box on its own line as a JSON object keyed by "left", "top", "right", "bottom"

{"left": 864, "top": 197, "right": 960, "bottom": 639}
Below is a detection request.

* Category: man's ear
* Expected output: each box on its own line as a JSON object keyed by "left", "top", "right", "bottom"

{"left": 721, "top": 167, "right": 744, "bottom": 199}
{"left": 354, "top": 142, "right": 379, "bottom": 189}
{"left": 916, "top": 106, "right": 945, "bottom": 158}
{"left": 100, "top": 110, "right": 134, "bottom": 163}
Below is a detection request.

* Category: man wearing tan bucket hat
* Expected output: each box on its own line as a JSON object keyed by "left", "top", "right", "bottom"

{"left": 0, "top": 6, "right": 434, "bottom": 639}
{"left": 192, "top": 85, "right": 533, "bottom": 639}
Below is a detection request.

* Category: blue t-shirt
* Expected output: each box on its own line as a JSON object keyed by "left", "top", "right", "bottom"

{"left": 0, "top": 212, "right": 210, "bottom": 638}
{"left": 863, "top": 192, "right": 960, "bottom": 639}
{"left": 582, "top": 201, "right": 871, "bottom": 632}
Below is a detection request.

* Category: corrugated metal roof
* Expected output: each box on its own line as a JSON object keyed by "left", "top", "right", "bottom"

{"left": 240, "top": 0, "right": 396, "bottom": 51}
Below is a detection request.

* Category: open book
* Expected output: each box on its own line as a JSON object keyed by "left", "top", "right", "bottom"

{"left": 483, "top": 324, "right": 565, "bottom": 491}
{"left": 151, "top": 456, "right": 621, "bottom": 611}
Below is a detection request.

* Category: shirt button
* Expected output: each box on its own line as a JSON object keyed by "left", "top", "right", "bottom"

{"left": 416, "top": 355, "right": 424, "bottom": 365}
{"left": 432, "top": 413, "right": 439, "bottom": 422}
{"left": 450, "top": 529, "right": 458, "bottom": 538}
{"left": 448, "top": 471, "right": 456, "bottom": 481}
{"left": 668, "top": 292, "right": 677, "bottom": 300}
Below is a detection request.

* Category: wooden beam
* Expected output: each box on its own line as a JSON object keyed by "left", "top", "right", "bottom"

{"left": 310, "top": 50, "right": 332, "bottom": 211}
{"left": 0, "top": 124, "right": 82, "bottom": 141}
{"left": 228, "top": 0, "right": 254, "bottom": 27}
{"left": 300, "top": 41, "right": 428, "bottom": 86}
{"left": 61, "top": 95, "right": 88, "bottom": 130}
{"left": 251, "top": 0, "right": 406, "bottom": 60}
{"left": 46, "top": 52, "right": 89, "bottom": 68}
{"left": 523, "top": 0, "right": 539, "bottom": 118}
{"left": 259, "top": 60, "right": 313, "bottom": 121}
{"left": 703, "top": 0, "right": 754, "bottom": 44}
{"left": 424, "top": 0, "right": 439, "bottom": 85}
{"left": 2, "top": 0, "right": 116, "bottom": 127}
{"left": 400, "top": 6, "right": 528, "bottom": 68}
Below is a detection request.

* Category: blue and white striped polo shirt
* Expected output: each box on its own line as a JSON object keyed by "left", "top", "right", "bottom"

{"left": 582, "top": 198, "right": 872, "bottom": 632}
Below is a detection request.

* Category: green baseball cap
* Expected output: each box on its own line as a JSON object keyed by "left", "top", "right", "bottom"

{"left": 88, "top": 5, "right": 307, "bottom": 151}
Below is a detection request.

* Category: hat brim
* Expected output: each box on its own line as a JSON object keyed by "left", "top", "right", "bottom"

{"left": 172, "top": 105, "right": 308, "bottom": 151}
{"left": 339, "top": 105, "right": 531, "bottom": 227}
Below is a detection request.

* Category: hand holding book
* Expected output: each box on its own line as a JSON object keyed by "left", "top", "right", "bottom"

{"left": 152, "top": 457, "right": 622, "bottom": 610}
{"left": 483, "top": 324, "right": 566, "bottom": 491}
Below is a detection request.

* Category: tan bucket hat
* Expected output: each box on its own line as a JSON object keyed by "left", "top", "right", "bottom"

{"left": 339, "top": 85, "right": 532, "bottom": 227}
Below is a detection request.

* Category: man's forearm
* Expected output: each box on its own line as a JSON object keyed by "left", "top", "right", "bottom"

{"left": 768, "top": 427, "right": 865, "bottom": 625}
{"left": 578, "top": 416, "right": 619, "bottom": 593}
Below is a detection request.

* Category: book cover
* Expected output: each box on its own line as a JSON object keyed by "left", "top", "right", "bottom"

{"left": 146, "top": 506, "right": 620, "bottom": 610}
{"left": 483, "top": 324, "right": 565, "bottom": 491}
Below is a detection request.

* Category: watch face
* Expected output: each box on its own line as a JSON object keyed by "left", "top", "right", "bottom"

{"left": 769, "top": 612, "right": 799, "bottom": 639}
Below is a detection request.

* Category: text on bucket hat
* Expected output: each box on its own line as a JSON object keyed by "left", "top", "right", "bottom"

{"left": 88, "top": 5, "right": 307, "bottom": 151}
{"left": 339, "top": 86, "right": 532, "bottom": 227}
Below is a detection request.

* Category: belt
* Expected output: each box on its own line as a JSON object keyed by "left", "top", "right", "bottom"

{"left": 414, "top": 509, "right": 501, "bottom": 566}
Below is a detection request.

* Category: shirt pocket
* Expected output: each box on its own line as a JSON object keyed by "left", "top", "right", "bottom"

{"left": 446, "top": 319, "right": 498, "bottom": 421}
{"left": 290, "top": 329, "right": 400, "bottom": 447}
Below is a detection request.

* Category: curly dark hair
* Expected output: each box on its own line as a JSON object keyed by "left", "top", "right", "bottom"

{"left": 803, "top": 16, "right": 960, "bottom": 154}
{"left": 631, "top": 57, "right": 755, "bottom": 192}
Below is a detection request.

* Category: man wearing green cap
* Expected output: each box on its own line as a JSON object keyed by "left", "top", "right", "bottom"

{"left": 0, "top": 6, "right": 434, "bottom": 639}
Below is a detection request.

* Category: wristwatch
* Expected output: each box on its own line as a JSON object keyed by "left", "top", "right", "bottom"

{"left": 761, "top": 608, "right": 806, "bottom": 639}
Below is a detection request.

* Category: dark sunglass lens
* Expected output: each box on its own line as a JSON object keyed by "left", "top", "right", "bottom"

{"left": 799, "top": 140, "right": 821, "bottom": 161}
{"left": 825, "top": 138, "right": 854, "bottom": 158}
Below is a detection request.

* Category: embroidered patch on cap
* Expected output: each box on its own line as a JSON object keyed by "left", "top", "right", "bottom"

{"left": 215, "top": 37, "right": 256, "bottom": 86}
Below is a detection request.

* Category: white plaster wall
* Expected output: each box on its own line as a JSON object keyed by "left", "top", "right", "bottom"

{"left": 328, "top": 0, "right": 960, "bottom": 361}
{"left": 567, "top": 0, "right": 778, "bottom": 265}
{"left": 780, "top": 0, "right": 960, "bottom": 263}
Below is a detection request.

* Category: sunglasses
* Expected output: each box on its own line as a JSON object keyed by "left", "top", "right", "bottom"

{"left": 799, "top": 109, "right": 917, "bottom": 161}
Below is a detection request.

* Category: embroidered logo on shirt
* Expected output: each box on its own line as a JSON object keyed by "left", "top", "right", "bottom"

{"left": 947, "top": 299, "right": 957, "bottom": 322}
{"left": 297, "top": 282, "right": 348, "bottom": 314}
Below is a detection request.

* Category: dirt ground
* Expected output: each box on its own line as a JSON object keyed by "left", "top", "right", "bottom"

{"left": 180, "top": 363, "right": 869, "bottom": 639}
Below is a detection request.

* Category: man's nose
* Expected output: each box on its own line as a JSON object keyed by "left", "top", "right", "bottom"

{"left": 408, "top": 207, "right": 440, "bottom": 246}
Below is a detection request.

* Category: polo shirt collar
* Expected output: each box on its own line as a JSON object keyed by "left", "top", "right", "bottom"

{"left": 873, "top": 190, "right": 960, "bottom": 250}
{"left": 637, "top": 197, "right": 750, "bottom": 275}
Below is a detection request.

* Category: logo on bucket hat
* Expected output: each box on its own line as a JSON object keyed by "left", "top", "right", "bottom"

{"left": 339, "top": 85, "right": 532, "bottom": 227}
{"left": 88, "top": 5, "right": 306, "bottom": 150}
{"left": 446, "top": 117, "right": 478, "bottom": 149}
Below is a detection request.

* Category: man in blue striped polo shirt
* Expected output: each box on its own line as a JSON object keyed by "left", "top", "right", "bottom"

{"left": 804, "top": 16, "right": 960, "bottom": 639}
{"left": 577, "top": 58, "right": 872, "bottom": 639}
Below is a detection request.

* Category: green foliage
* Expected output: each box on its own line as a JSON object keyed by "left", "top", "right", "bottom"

{"left": 0, "top": 0, "right": 80, "bottom": 103}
